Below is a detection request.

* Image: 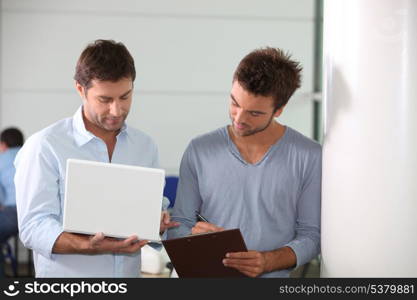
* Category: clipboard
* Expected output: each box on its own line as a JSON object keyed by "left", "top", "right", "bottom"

{"left": 162, "top": 229, "right": 248, "bottom": 278}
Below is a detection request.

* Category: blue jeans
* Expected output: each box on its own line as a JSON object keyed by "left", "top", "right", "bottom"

{"left": 0, "top": 206, "right": 18, "bottom": 277}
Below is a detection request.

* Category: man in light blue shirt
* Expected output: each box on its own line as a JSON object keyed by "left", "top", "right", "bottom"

{"left": 168, "top": 48, "right": 321, "bottom": 277}
{"left": 0, "top": 127, "right": 24, "bottom": 277}
{"left": 14, "top": 40, "right": 178, "bottom": 277}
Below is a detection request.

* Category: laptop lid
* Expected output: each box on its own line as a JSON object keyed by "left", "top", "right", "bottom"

{"left": 63, "top": 159, "right": 165, "bottom": 242}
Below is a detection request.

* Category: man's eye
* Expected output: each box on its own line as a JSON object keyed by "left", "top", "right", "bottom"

{"left": 99, "top": 98, "right": 111, "bottom": 103}
{"left": 250, "top": 112, "right": 260, "bottom": 117}
{"left": 120, "top": 97, "right": 128, "bottom": 100}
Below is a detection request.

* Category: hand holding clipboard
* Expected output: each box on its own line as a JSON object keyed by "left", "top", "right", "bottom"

{"left": 162, "top": 228, "right": 248, "bottom": 278}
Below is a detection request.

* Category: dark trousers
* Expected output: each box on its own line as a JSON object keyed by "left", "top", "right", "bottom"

{"left": 0, "top": 206, "right": 18, "bottom": 277}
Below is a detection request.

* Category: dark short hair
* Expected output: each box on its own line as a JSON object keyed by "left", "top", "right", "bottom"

{"left": 74, "top": 39, "right": 136, "bottom": 89}
{"left": 0, "top": 127, "right": 24, "bottom": 147}
{"left": 233, "top": 47, "right": 302, "bottom": 111}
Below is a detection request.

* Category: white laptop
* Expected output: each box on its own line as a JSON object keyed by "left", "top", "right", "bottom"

{"left": 63, "top": 159, "right": 165, "bottom": 242}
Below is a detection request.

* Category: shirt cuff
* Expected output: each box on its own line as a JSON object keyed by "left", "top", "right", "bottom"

{"left": 162, "top": 197, "right": 170, "bottom": 211}
{"left": 148, "top": 242, "right": 163, "bottom": 251}
{"left": 284, "top": 239, "right": 312, "bottom": 269}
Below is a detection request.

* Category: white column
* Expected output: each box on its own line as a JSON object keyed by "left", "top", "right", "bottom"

{"left": 321, "top": 0, "right": 417, "bottom": 277}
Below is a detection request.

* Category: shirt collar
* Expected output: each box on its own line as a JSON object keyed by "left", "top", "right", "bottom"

{"left": 72, "top": 106, "right": 129, "bottom": 147}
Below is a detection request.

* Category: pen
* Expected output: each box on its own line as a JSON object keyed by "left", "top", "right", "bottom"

{"left": 195, "top": 211, "right": 209, "bottom": 223}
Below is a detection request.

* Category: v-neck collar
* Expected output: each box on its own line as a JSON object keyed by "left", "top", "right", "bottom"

{"left": 223, "top": 125, "right": 289, "bottom": 166}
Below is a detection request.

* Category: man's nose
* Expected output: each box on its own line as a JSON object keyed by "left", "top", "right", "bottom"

{"left": 109, "top": 101, "right": 122, "bottom": 117}
{"left": 234, "top": 109, "right": 246, "bottom": 124}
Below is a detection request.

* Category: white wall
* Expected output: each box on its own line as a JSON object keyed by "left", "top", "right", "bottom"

{"left": 321, "top": 0, "right": 417, "bottom": 277}
{"left": 0, "top": 0, "right": 316, "bottom": 174}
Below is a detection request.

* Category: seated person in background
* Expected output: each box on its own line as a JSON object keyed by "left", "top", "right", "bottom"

{"left": 0, "top": 127, "right": 24, "bottom": 277}
{"left": 168, "top": 47, "right": 322, "bottom": 278}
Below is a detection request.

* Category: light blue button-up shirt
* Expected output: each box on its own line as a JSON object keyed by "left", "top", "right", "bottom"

{"left": 0, "top": 147, "right": 21, "bottom": 207}
{"left": 15, "top": 106, "right": 164, "bottom": 277}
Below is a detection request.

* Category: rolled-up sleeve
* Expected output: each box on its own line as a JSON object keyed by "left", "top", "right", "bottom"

{"left": 285, "top": 147, "right": 322, "bottom": 268}
{"left": 14, "top": 136, "right": 63, "bottom": 259}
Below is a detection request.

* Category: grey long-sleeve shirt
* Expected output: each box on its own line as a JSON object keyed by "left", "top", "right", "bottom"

{"left": 167, "top": 126, "right": 322, "bottom": 277}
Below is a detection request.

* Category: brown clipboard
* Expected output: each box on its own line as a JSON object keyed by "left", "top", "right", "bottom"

{"left": 162, "top": 228, "right": 248, "bottom": 278}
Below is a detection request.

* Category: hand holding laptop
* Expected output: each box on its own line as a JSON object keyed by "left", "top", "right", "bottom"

{"left": 54, "top": 208, "right": 179, "bottom": 255}
{"left": 160, "top": 211, "right": 180, "bottom": 234}
{"left": 53, "top": 231, "right": 149, "bottom": 255}
{"left": 88, "top": 232, "right": 149, "bottom": 254}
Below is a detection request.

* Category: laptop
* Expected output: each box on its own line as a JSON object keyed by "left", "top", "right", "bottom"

{"left": 162, "top": 229, "right": 248, "bottom": 277}
{"left": 63, "top": 159, "right": 165, "bottom": 242}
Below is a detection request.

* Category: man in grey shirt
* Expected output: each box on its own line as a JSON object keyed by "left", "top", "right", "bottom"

{"left": 167, "top": 47, "right": 321, "bottom": 278}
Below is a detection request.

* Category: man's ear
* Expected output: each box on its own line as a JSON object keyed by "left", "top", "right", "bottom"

{"left": 0, "top": 141, "right": 7, "bottom": 152}
{"left": 75, "top": 81, "right": 86, "bottom": 99}
{"left": 273, "top": 106, "right": 285, "bottom": 118}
